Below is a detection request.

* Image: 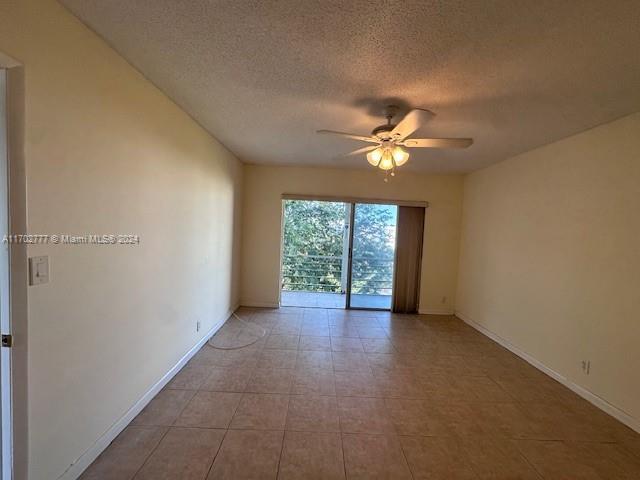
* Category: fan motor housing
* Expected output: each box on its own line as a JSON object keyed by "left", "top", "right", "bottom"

{"left": 372, "top": 123, "right": 397, "bottom": 139}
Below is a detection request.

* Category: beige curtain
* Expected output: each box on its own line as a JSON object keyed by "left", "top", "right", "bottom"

{"left": 392, "top": 206, "right": 425, "bottom": 313}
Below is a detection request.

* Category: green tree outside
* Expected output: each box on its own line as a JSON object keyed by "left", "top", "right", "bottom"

{"left": 282, "top": 200, "right": 396, "bottom": 295}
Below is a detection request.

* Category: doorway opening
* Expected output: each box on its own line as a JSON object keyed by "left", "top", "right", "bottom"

{"left": 280, "top": 199, "right": 398, "bottom": 310}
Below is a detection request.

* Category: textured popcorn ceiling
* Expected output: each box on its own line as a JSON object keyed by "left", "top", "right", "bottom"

{"left": 61, "top": 0, "right": 640, "bottom": 172}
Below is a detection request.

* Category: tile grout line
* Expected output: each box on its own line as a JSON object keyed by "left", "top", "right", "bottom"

{"left": 129, "top": 426, "right": 171, "bottom": 480}
{"left": 397, "top": 438, "right": 417, "bottom": 480}
{"left": 389, "top": 400, "right": 418, "bottom": 480}
{"left": 274, "top": 395, "right": 291, "bottom": 479}
{"left": 204, "top": 354, "right": 256, "bottom": 480}
{"left": 128, "top": 388, "right": 199, "bottom": 478}
{"left": 339, "top": 432, "right": 348, "bottom": 479}
{"left": 202, "top": 428, "right": 227, "bottom": 480}
{"left": 202, "top": 393, "right": 243, "bottom": 479}
{"left": 511, "top": 441, "right": 546, "bottom": 480}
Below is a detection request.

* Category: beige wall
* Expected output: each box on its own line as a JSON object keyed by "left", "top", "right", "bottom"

{"left": 241, "top": 164, "right": 464, "bottom": 313}
{"left": 0, "top": 1, "right": 243, "bottom": 478}
{"left": 457, "top": 112, "right": 640, "bottom": 426}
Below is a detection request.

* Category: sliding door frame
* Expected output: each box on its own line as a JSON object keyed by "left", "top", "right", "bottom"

{"left": 282, "top": 194, "right": 428, "bottom": 209}
{"left": 344, "top": 204, "right": 356, "bottom": 309}
{"left": 346, "top": 201, "right": 397, "bottom": 311}
{"left": 281, "top": 194, "right": 428, "bottom": 312}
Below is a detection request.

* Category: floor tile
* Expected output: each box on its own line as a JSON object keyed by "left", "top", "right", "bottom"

{"left": 229, "top": 393, "right": 290, "bottom": 430}
{"left": 166, "top": 364, "right": 214, "bottom": 390}
{"left": 272, "top": 321, "right": 302, "bottom": 335}
{"left": 189, "top": 346, "right": 227, "bottom": 367}
{"left": 286, "top": 394, "right": 339, "bottom": 432}
{"left": 342, "top": 433, "right": 412, "bottom": 479}
{"left": 374, "top": 371, "right": 426, "bottom": 398}
{"left": 330, "top": 336, "right": 364, "bottom": 353}
{"left": 519, "top": 402, "right": 617, "bottom": 441}
{"left": 366, "top": 353, "right": 407, "bottom": 371}
{"left": 303, "top": 309, "right": 329, "bottom": 321}
{"left": 331, "top": 352, "right": 371, "bottom": 372}
{"left": 338, "top": 396, "right": 395, "bottom": 434}
{"left": 208, "top": 429, "right": 283, "bottom": 479}
{"left": 292, "top": 368, "right": 336, "bottom": 395}
{"left": 259, "top": 349, "right": 298, "bottom": 369}
{"left": 80, "top": 426, "right": 167, "bottom": 480}
{"left": 265, "top": 334, "right": 300, "bottom": 350}
{"left": 357, "top": 327, "right": 388, "bottom": 339}
{"left": 301, "top": 324, "right": 331, "bottom": 336}
{"left": 400, "top": 435, "right": 478, "bottom": 480}
{"left": 360, "top": 338, "right": 396, "bottom": 353}
{"left": 620, "top": 436, "right": 640, "bottom": 462}
{"left": 134, "top": 427, "right": 224, "bottom": 480}
{"left": 433, "top": 400, "right": 486, "bottom": 437}
{"left": 334, "top": 371, "right": 379, "bottom": 397}
{"left": 82, "top": 308, "right": 640, "bottom": 479}
{"left": 131, "top": 389, "right": 196, "bottom": 426}
{"left": 301, "top": 317, "right": 331, "bottom": 326}
{"left": 200, "top": 366, "right": 255, "bottom": 392}
{"left": 384, "top": 398, "right": 434, "bottom": 436}
{"left": 174, "top": 391, "right": 242, "bottom": 428}
{"left": 516, "top": 440, "right": 603, "bottom": 479}
{"left": 330, "top": 325, "right": 360, "bottom": 338}
{"left": 296, "top": 350, "right": 333, "bottom": 370}
{"left": 272, "top": 318, "right": 302, "bottom": 331}
{"left": 389, "top": 338, "right": 424, "bottom": 354}
{"left": 469, "top": 401, "right": 540, "bottom": 438}
{"left": 569, "top": 441, "right": 640, "bottom": 479}
{"left": 245, "top": 368, "right": 294, "bottom": 394}
{"left": 460, "top": 435, "right": 542, "bottom": 479}
{"left": 299, "top": 335, "right": 331, "bottom": 351}
{"left": 279, "top": 431, "right": 345, "bottom": 480}
{"left": 450, "top": 376, "right": 514, "bottom": 403}
{"left": 492, "top": 375, "right": 564, "bottom": 404}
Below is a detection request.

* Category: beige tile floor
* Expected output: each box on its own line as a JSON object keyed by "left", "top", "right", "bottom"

{"left": 81, "top": 307, "right": 640, "bottom": 479}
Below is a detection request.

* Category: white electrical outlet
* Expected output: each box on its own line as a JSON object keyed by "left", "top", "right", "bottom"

{"left": 196, "top": 321, "right": 201, "bottom": 332}
{"left": 581, "top": 360, "right": 591, "bottom": 374}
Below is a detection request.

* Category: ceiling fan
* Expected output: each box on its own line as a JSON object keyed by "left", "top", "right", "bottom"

{"left": 317, "top": 105, "right": 473, "bottom": 178}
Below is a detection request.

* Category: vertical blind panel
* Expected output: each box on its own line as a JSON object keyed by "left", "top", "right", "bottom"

{"left": 392, "top": 206, "right": 425, "bottom": 313}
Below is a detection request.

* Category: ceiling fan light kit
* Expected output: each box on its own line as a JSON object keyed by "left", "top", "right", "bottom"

{"left": 366, "top": 143, "right": 409, "bottom": 169}
{"left": 318, "top": 105, "right": 473, "bottom": 180}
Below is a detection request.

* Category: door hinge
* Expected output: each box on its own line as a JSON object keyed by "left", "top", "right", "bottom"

{"left": 1, "top": 334, "right": 12, "bottom": 348}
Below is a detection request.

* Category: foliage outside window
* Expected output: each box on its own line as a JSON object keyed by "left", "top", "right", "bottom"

{"left": 282, "top": 200, "right": 396, "bottom": 295}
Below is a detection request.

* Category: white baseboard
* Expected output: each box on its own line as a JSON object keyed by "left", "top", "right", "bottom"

{"left": 456, "top": 311, "right": 640, "bottom": 434}
{"left": 240, "top": 300, "right": 280, "bottom": 308}
{"left": 57, "top": 305, "right": 237, "bottom": 480}
{"left": 419, "top": 308, "right": 455, "bottom": 315}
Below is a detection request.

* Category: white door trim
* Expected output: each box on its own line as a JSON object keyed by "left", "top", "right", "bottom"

{"left": 0, "top": 68, "right": 13, "bottom": 480}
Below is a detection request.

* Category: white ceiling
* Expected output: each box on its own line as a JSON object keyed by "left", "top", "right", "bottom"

{"left": 61, "top": 0, "right": 640, "bottom": 173}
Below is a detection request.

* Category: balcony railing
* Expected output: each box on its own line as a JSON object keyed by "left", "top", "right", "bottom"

{"left": 350, "top": 256, "right": 394, "bottom": 295}
{"left": 282, "top": 254, "right": 342, "bottom": 292}
{"left": 281, "top": 254, "right": 393, "bottom": 296}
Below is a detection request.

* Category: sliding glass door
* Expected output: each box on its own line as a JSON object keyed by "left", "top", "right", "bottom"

{"left": 281, "top": 200, "right": 349, "bottom": 308}
{"left": 347, "top": 203, "right": 398, "bottom": 310}
{"left": 280, "top": 199, "right": 398, "bottom": 310}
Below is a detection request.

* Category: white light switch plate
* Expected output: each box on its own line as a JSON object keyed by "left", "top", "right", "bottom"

{"left": 29, "top": 255, "right": 49, "bottom": 285}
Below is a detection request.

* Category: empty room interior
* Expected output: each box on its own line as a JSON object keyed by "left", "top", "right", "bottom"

{"left": 1, "top": 0, "right": 640, "bottom": 479}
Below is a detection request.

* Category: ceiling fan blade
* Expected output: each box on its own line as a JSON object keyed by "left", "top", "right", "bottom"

{"left": 316, "top": 130, "right": 378, "bottom": 143}
{"left": 403, "top": 138, "right": 473, "bottom": 149}
{"left": 341, "top": 145, "right": 379, "bottom": 157}
{"left": 390, "top": 109, "right": 435, "bottom": 140}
